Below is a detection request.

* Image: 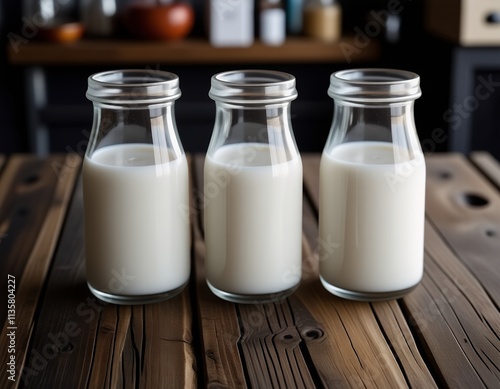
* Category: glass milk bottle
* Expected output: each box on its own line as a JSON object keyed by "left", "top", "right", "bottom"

{"left": 83, "top": 69, "right": 190, "bottom": 304}
{"left": 205, "top": 70, "right": 303, "bottom": 303}
{"left": 319, "top": 68, "right": 426, "bottom": 301}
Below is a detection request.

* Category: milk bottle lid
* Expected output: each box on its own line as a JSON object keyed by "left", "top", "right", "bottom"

{"left": 209, "top": 70, "right": 298, "bottom": 105}
{"left": 328, "top": 68, "right": 421, "bottom": 104}
{"left": 86, "top": 69, "right": 181, "bottom": 105}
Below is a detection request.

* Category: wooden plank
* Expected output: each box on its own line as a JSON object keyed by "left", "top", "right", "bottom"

{"left": 20, "top": 176, "right": 196, "bottom": 388}
{"left": 7, "top": 36, "right": 380, "bottom": 65}
{"left": 0, "top": 154, "right": 76, "bottom": 303}
{"left": 425, "top": 153, "right": 500, "bottom": 306}
{"left": 401, "top": 220, "right": 500, "bottom": 388}
{"left": 470, "top": 152, "right": 500, "bottom": 189}
{"left": 0, "top": 153, "right": 81, "bottom": 388}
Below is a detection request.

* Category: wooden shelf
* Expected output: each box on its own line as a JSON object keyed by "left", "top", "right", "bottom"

{"left": 7, "top": 36, "right": 380, "bottom": 65}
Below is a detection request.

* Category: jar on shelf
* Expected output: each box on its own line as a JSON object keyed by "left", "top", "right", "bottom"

{"left": 204, "top": 70, "right": 303, "bottom": 303}
{"left": 259, "top": 0, "right": 286, "bottom": 46}
{"left": 303, "top": 0, "right": 342, "bottom": 42}
{"left": 319, "top": 68, "right": 426, "bottom": 301}
{"left": 80, "top": 0, "right": 118, "bottom": 37}
{"left": 22, "top": 0, "right": 78, "bottom": 24}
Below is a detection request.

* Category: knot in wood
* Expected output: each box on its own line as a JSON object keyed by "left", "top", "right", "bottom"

{"left": 23, "top": 174, "right": 39, "bottom": 184}
{"left": 277, "top": 330, "right": 297, "bottom": 343}
{"left": 301, "top": 327, "right": 324, "bottom": 341}
{"left": 58, "top": 342, "right": 75, "bottom": 353}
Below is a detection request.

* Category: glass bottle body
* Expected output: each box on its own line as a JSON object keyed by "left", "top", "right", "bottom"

{"left": 83, "top": 70, "right": 190, "bottom": 304}
{"left": 319, "top": 69, "right": 425, "bottom": 301}
{"left": 205, "top": 70, "right": 303, "bottom": 303}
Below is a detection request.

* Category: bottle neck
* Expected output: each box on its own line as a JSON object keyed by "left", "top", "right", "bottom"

{"left": 207, "top": 103, "right": 299, "bottom": 161}
{"left": 86, "top": 102, "right": 184, "bottom": 158}
{"left": 325, "top": 101, "right": 422, "bottom": 159}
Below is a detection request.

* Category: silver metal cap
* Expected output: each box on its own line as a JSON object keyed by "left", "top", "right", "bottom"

{"left": 86, "top": 69, "right": 181, "bottom": 105}
{"left": 209, "top": 70, "right": 298, "bottom": 105}
{"left": 328, "top": 68, "right": 421, "bottom": 103}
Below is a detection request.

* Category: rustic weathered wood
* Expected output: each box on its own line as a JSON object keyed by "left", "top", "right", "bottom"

{"left": 0, "top": 154, "right": 78, "bottom": 317}
{"left": 370, "top": 300, "right": 438, "bottom": 387}
{"left": 425, "top": 154, "right": 500, "bottom": 307}
{"left": 2, "top": 151, "right": 499, "bottom": 388}
{"left": 401, "top": 220, "right": 500, "bottom": 388}
{"left": 0, "top": 154, "right": 80, "bottom": 388}
{"left": 19, "top": 177, "right": 196, "bottom": 388}
{"left": 8, "top": 37, "right": 380, "bottom": 65}
{"left": 470, "top": 151, "right": 500, "bottom": 189}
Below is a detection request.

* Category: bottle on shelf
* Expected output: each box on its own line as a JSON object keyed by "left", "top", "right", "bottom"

{"left": 286, "top": 0, "right": 304, "bottom": 35}
{"left": 80, "top": 0, "right": 118, "bottom": 37}
{"left": 259, "top": 0, "right": 286, "bottom": 46}
{"left": 303, "top": 0, "right": 342, "bottom": 42}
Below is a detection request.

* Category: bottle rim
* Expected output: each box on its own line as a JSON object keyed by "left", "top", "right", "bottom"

{"left": 86, "top": 69, "right": 181, "bottom": 104}
{"left": 328, "top": 68, "right": 421, "bottom": 103}
{"left": 209, "top": 69, "right": 298, "bottom": 104}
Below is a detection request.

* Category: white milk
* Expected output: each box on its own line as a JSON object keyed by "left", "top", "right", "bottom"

{"left": 204, "top": 143, "right": 302, "bottom": 295}
{"left": 83, "top": 143, "right": 190, "bottom": 296}
{"left": 319, "top": 141, "right": 425, "bottom": 293}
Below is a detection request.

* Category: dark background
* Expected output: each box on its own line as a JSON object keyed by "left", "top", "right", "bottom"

{"left": 1, "top": 0, "right": 498, "bottom": 158}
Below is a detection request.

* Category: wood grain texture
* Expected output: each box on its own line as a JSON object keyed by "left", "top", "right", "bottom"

{"left": 19, "top": 177, "right": 196, "bottom": 389}
{"left": 7, "top": 37, "right": 380, "bottom": 65}
{"left": 2, "top": 151, "right": 498, "bottom": 388}
{"left": 470, "top": 151, "right": 500, "bottom": 189}
{"left": 0, "top": 154, "right": 81, "bottom": 388}
{"left": 414, "top": 153, "right": 500, "bottom": 388}
{"left": 401, "top": 220, "right": 500, "bottom": 388}
{"left": 425, "top": 154, "right": 500, "bottom": 306}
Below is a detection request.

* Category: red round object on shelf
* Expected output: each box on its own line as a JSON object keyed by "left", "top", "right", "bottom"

{"left": 123, "top": 2, "right": 195, "bottom": 41}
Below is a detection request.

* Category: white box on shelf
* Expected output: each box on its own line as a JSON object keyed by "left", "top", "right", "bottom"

{"left": 209, "top": 0, "right": 254, "bottom": 47}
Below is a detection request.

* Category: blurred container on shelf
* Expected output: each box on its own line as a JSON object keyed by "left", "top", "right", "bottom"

{"left": 123, "top": 0, "right": 195, "bottom": 40}
{"left": 286, "top": 0, "right": 303, "bottom": 35}
{"left": 37, "top": 21, "right": 85, "bottom": 41}
{"left": 22, "top": 0, "right": 84, "bottom": 42}
{"left": 303, "top": 0, "right": 341, "bottom": 42}
{"left": 23, "top": 0, "right": 79, "bottom": 24}
{"left": 80, "top": 0, "right": 118, "bottom": 37}
{"left": 208, "top": 0, "right": 254, "bottom": 47}
{"left": 259, "top": 0, "right": 286, "bottom": 45}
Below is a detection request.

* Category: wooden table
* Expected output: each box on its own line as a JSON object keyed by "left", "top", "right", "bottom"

{"left": 0, "top": 152, "right": 499, "bottom": 388}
